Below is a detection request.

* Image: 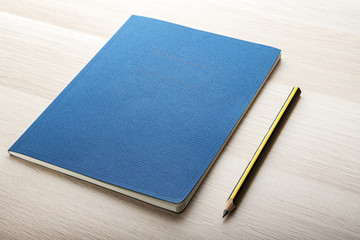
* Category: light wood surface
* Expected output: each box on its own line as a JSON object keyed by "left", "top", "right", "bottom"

{"left": 1, "top": 1, "right": 359, "bottom": 239}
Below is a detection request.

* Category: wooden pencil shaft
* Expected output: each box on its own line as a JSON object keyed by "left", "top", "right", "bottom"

{"left": 228, "top": 87, "right": 301, "bottom": 208}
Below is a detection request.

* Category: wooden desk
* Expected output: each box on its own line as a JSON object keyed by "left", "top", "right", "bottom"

{"left": 1, "top": 1, "right": 359, "bottom": 239}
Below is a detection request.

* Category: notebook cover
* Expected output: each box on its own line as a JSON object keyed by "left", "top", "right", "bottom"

{"left": 9, "top": 15, "right": 281, "bottom": 206}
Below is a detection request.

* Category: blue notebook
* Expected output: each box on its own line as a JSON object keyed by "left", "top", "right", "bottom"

{"left": 9, "top": 15, "right": 281, "bottom": 212}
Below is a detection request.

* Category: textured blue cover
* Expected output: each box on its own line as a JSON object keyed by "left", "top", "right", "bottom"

{"left": 9, "top": 16, "right": 280, "bottom": 204}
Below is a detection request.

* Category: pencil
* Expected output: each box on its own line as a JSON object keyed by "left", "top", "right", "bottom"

{"left": 222, "top": 86, "right": 301, "bottom": 218}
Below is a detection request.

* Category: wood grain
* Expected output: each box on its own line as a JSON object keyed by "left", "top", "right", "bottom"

{"left": 1, "top": 1, "right": 359, "bottom": 239}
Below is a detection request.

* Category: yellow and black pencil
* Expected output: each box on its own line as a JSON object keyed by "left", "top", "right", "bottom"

{"left": 223, "top": 87, "right": 301, "bottom": 218}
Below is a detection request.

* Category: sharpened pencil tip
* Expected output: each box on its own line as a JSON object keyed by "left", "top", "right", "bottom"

{"left": 222, "top": 210, "right": 228, "bottom": 218}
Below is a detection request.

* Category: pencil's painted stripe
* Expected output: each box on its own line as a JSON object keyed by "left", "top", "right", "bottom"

{"left": 230, "top": 87, "right": 299, "bottom": 199}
